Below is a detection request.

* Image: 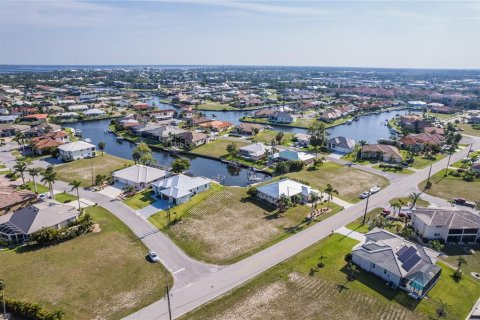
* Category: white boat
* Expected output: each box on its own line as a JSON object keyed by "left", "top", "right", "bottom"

{"left": 74, "top": 129, "right": 83, "bottom": 136}
{"left": 84, "top": 138, "right": 92, "bottom": 143}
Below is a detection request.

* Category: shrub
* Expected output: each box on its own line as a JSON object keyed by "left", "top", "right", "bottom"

{"left": 344, "top": 252, "right": 352, "bottom": 262}
{"left": 5, "top": 297, "right": 65, "bottom": 320}
{"left": 64, "top": 199, "right": 71, "bottom": 203}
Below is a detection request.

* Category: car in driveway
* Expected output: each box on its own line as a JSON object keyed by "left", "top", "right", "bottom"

{"left": 369, "top": 186, "right": 381, "bottom": 194}
{"left": 359, "top": 191, "right": 370, "bottom": 199}
{"left": 37, "top": 193, "right": 50, "bottom": 200}
{"left": 148, "top": 251, "right": 159, "bottom": 263}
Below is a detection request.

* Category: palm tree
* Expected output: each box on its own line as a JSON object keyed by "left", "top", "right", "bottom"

{"left": 309, "top": 192, "right": 320, "bottom": 212}
{"left": 98, "top": 141, "right": 106, "bottom": 156}
{"left": 41, "top": 166, "right": 57, "bottom": 199}
{"left": 13, "top": 132, "right": 25, "bottom": 152}
{"left": 28, "top": 167, "right": 41, "bottom": 193}
{"left": 457, "top": 256, "right": 467, "bottom": 273}
{"left": 276, "top": 194, "right": 291, "bottom": 213}
{"left": 69, "top": 180, "right": 82, "bottom": 211}
{"left": 0, "top": 278, "right": 5, "bottom": 317}
{"left": 390, "top": 202, "right": 401, "bottom": 214}
{"left": 409, "top": 192, "right": 422, "bottom": 208}
{"left": 323, "top": 184, "right": 338, "bottom": 209}
{"left": 13, "top": 161, "right": 27, "bottom": 185}
{"left": 436, "top": 299, "right": 449, "bottom": 319}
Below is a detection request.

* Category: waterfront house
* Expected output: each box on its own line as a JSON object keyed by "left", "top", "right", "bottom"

{"left": 411, "top": 207, "right": 480, "bottom": 244}
{"left": 268, "top": 111, "right": 294, "bottom": 124}
{"left": 112, "top": 164, "right": 169, "bottom": 190}
{"left": 327, "top": 136, "right": 356, "bottom": 154}
{"left": 21, "top": 114, "right": 48, "bottom": 123}
{"left": 176, "top": 131, "right": 209, "bottom": 147}
{"left": 67, "top": 105, "right": 89, "bottom": 112}
{"left": 199, "top": 120, "right": 233, "bottom": 132}
{"left": 294, "top": 133, "right": 311, "bottom": 147}
{"left": 58, "top": 141, "right": 96, "bottom": 161}
{"left": 83, "top": 108, "right": 106, "bottom": 117}
{"left": 256, "top": 178, "right": 318, "bottom": 207}
{"left": 398, "top": 115, "right": 431, "bottom": 132}
{"left": 133, "top": 102, "right": 150, "bottom": 110}
{"left": 23, "top": 123, "right": 61, "bottom": 138}
{"left": 360, "top": 144, "right": 403, "bottom": 163}
{"left": 151, "top": 109, "right": 176, "bottom": 120}
{"left": 272, "top": 149, "right": 316, "bottom": 165}
{"left": 152, "top": 174, "right": 211, "bottom": 205}
{"left": 253, "top": 109, "right": 275, "bottom": 118}
{"left": 352, "top": 228, "right": 441, "bottom": 299}
{"left": 0, "top": 123, "right": 29, "bottom": 137}
{"left": 143, "top": 125, "right": 187, "bottom": 144}
{"left": 234, "top": 123, "right": 264, "bottom": 135}
{"left": 0, "top": 181, "right": 36, "bottom": 215}
{"left": 399, "top": 133, "right": 445, "bottom": 152}
{"left": 30, "top": 131, "right": 70, "bottom": 155}
{"left": 239, "top": 143, "right": 271, "bottom": 161}
{"left": 0, "top": 200, "right": 79, "bottom": 244}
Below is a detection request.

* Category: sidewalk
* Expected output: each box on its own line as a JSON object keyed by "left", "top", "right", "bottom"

{"left": 335, "top": 226, "right": 366, "bottom": 242}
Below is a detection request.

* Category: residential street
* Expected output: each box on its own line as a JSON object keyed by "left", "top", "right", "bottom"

{"left": 2, "top": 136, "right": 479, "bottom": 320}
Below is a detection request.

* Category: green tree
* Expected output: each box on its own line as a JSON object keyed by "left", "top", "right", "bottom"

{"left": 429, "top": 240, "right": 444, "bottom": 252}
{"left": 308, "top": 120, "right": 326, "bottom": 155}
{"left": 69, "top": 180, "right": 82, "bottom": 211}
{"left": 323, "top": 184, "right": 338, "bottom": 209}
{"left": 133, "top": 142, "right": 154, "bottom": 165}
{"left": 41, "top": 165, "right": 57, "bottom": 199}
{"left": 98, "top": 141, "right": 106, "bottom": 156}
{"left": 409, "top": 192, "right": 422, "bottom": 208}
{"left": 226, "top": 142, "right": 239, "bottom": 159}
{"left": 13, "top": 161, "right": 27, "bottom": 185}
{"left": 171, "top": 158, "right": 190, "bottom": 173}
{"left": 276, "top": 193, "right": 291, "bottom": 212}
{"left": 457, "top": 256, "right": 467, "bottom": 273}
{"left": 28, "top": 167, "right": 41, "bottom": 193}
{"left": 275, "top": 131, "right": 284, "bottom": 144}
{"left": 247, "top": 186, "right": 257, "bottom": 197}
{"left": 0, "top": 278, "right": 5, "bottom": 317}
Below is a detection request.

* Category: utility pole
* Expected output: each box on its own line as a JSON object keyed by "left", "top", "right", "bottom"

{"left": 444, "top": 152, "right": 452, "bottom": 177}
{"left": 91, "top": 162, "right": 94, "bottom": 186}
{"left": 362, "top": 193, "right": 370, "bottom": 225}
{"left": 426, "top": 164, "right": 433, "bottom": 185}
{"left": 166, "top": 283, "right": 172, "bottom": 320}
{"left": 466, "top": 143, "right": 473, "bottom": 158}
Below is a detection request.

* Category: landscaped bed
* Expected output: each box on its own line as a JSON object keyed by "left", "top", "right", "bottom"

{"left": 285, "top": 162, "right": 390, "bottom": 203}
{"left": 55, "top": 153, "right": 134, "bottom": 187}
{"left": 180, "top": 233, "right": 480, "bottom": 320}
{"left": 149, "top": 184, "right": 342, "bottom": 264}
{"left": 0, "top": 206, "right": 172, "bottom": 320}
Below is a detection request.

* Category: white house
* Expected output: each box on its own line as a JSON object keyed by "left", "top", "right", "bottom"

{"left": 268, "top": 111, "right": 294, "bottom": 124}
{"left": 272, "top": 149, "right": 316, "bottom": 165}
{"left": 411, "top": 207, "right": 480, "bottom": 244}
{"left": 352, "top": 228, "right": 441, "bottom": 299}
{"left": 239, "top": 143, "right": 271, "bottom": 161}
{"left": 83, "top": 108, "right": 106, "bottom": 117}
{"left": 152, "top": 174, "right": 212, "bottom": 205}
{"left": 112, "top": 164, "right": 169, "bottom": 190}
{"left": 327, "top": 136, "right": 356, "bottom": 154}
{"left": 256, "top": 178, "right": 318, "bottom": 206}
{"left": 58, "top": 141, "right": 96, "bottom": 161}
{"left": 67, "top": 104, "right": 89, "bottom": 111}
{"left": 0, "top": 200, "right": 79, "bottom": 243}
{"left": 294, "top": 133, "right": 311, "bottom": 147}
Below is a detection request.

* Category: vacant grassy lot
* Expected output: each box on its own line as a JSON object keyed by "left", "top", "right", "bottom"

{"left": 346, "top": 208, "right": 403, "bottom": 234}
{"left": 410, "top": 153, "right": 447, "bottom": 169}
{"left": 458, "top": 123, "right": 480, "bottom": 137}
{"left": 124, "top": 189, "right": 157, "bottom": 210}
{"left": 253, "top": 130, "right": 294, "bottom": 146}
{"left": 23, "top": 181, "right": 49, "bottom": 194}
{"left": 55, "top": 154, "right": 133, "bottom": 187}
{"left": 149, "top": 185, "right": 342, "bottom": 264}
{"left": 0, "top": 206, "right": 171, "bottom": 320}
{"left": 389, "top": 196, "right": 430, "bottom": 208}
{"left": 442, "top": 245, "right": 480, "bottom": 282}
{"left": 182, "top": 233, "right": 480, "bottom": 320}
{"left": 419, "top": 171, "right": 480, "bottom": 202}
{"left": 54, "top": 192, "right": 78, "bottom": 203}
{"left": 286, "top": 162, "right": 390, "bottom": 203}
{"left": 190, "top": 138, "right": 250, "bottom": 159}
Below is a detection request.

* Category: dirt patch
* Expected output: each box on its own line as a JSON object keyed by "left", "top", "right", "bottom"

{"left": 91, "top": 223, "right": 101, "bottom": 233}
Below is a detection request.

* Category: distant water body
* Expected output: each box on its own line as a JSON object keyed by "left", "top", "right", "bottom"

{"left": 0, "top": 65, "right": 206, "bottom": 73}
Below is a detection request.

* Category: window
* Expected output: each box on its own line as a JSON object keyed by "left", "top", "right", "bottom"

{"left": 384, "top": 270, "right": 387, "bottom": 274}
{"left": 449, "top": 229, "right": 463, "bottom": 235}
{"left": 434, "top": 233, "right": 440, "bottom": 236}
{"left": 371, "top": 263, "right": 375, "bottom": 269}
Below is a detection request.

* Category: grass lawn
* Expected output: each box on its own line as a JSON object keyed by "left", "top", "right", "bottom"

{"left": 0, "top": 206, "right": 172, "bottom": 320}
{"left": 285, "top": 162, "right": 390, "bottom": 203}
{"left": 372, "top": 164, "right": 415, "bottom": 175}
{"left": 410, "top": 153, "right": 447, "bottom": 169}
{"left": 181, "top": 233, "right": 480, "bottom": 320}
{"left": 389, "top": 197, "right": 430, "bottom": 208}
{"left": 419, "top": 171, "right": 480, "bottom": 202}
{"left": 346, "top": 208, "right": 403, "bottom": 234}
{"left": 55, "top": 154, "right": 134, "bottom": 187}
{"left": 341, "top": 151, "right": 373, "bottom": 165}
{"left": 54, "top": 192, "right": 78, "bottom": 203}
{"left": 458, "top": 123, "right": 480, "bottom": 137}
{"left": 23, "top": 181, "right": 49, "bottom": 194}
{"left": 442, "top": 245, "right": 480, "bottom": 283}
{"left": 253, "top": 130, "right": 294, "bottom": 146}
{"left": 196, "top": 101, "right": 235, "bottom": 111}
{"left": 149, "top": 184, "right": 342, "bottom": 264}
{"left": 123, "top": 189, "right": 157, "bottom": 210}
{"left": 427, "top": 112, "right": 455, "bottom": 121}
{"left": 241, "top": 117, "right": 347, "bottom": 129}
{"left": 190, "top": 139, "right": 250, "bottom": 159}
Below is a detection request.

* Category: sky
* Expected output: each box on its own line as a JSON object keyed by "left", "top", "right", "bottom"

{"left": 0, "top": 0, "right": 479, "bottom": 69}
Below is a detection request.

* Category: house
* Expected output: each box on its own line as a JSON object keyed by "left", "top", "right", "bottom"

{"left": 0, "top": 124, "right": 29, "bottom": 137}
{"left": 67, "top": 105, "right": 89, "bottom": 112}
{"left": 151, "top": 109, "right": 176, "bottom": 120}
{"left": 176, "top": 131, "right": 209, "bottom": 147}
{"left": 152, "top": 174, "right": 212, "bottom": 205}
{"left": 23, "top": 123, "right": 61, "bottom": 137}
{"left": 0, "top": 182, "right": 36, "bottom": 215}
{"left": 239, "top": 143, "right": 271, "bottom": 161}
{"left": 256, "top": 178, "right": 318, "bottom": 207}
{"left": 423, "top": 127, "right": 444, "bottom": 135}
{"left": 112, "top": 164, "right": 169, "bottom": 190}
{"left": 0, "top": 115, "right": 19, "bottom": 123}
{"left": 142, "top": 125, "right": 187, "bottom": 144}
{"left": 269, "top": 111, "right": 294, "bottom": 124}
{"left": 398, "top": 115, "right": 431, "bottom": 132}
{"left": 83, "top": 109, "right": 106, "bottom": 117}
{"left": 294, "top": 133, "right": 311, "bottom": 147}
{"left": 21, "top": 114, "right": 48, "bottom": 123}
{"left": 0, "top": 200, "right": 79, "bottom": 244}
{"left": 234, "top": 123, "right": 264, "bottom": 135}
{"left": 468, "top": 116, "right": 480, "bottom": 124}
{"left": 352, "top": 228, "right": 441, "bottom": 299}
{"left": 399, "top": 133, "right": 445, "bottom": 151}
{"left": 253, "top": 109, "right": 275, "bottom": 118}
{"left": 58, "top": 141, "right": 96, "bottom": 161}
{"left": 30, "top": 131, "right": 69, "bottom": 155}
{"left": 327, "top": 136, "right": 356, "bottom": 154}
{"left": 411, "top": 208, "right": 480, "bottom": 244}
{"left": 273, "top": 149, "right": 316, "bottom": 165}
{"left": 360, "top": 144, "right": 403, "bottom": 163}
{"left": 199, "top": 120, "right": 233, "bottom": 132}
{"left": 133, "top": 102, "right": 150, "bottom": 110}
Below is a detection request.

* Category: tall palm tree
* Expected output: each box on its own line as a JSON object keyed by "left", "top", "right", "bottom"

{"left": 457, "top": 256, "right": 467, "bottom": 272}
{"left": 323, "top": 184, "right": 338, "bottom": 209}
{"left": 41, "top": 166, "right": 57, "bottom": 199}
{"left": 390, "top": 202, "right": 401, "bottom": 214}
{"left": 69, "top": 180, "right": 82, "bottom": 211}
{"left": 309, "top": 192, "right": 320, "bottom": 212}
{"left": 13, "top": 132, "right": 25, "bottom": 152}
{"left": 28, "top": 167, "right": 41, "bottom": 193}
{"left": 409, "top": 192, "right": 422, "bottom": 208}
{"left": 13, "top": 161, "right": 27, "bottom": 185}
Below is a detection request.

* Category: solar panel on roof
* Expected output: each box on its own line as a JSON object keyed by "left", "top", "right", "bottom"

{"left": 402, "top": 253, "right": 421, "bottom": 271}
{"left": 398, "top": 246, "right": 416, "bottom": 263}
{"left": 396, "top": 245, "right": 409, "bottom": 257}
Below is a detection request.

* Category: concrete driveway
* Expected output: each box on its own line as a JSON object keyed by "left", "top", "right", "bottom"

{"left": 98, "top": 182, "right": 124, "bottom": 198}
